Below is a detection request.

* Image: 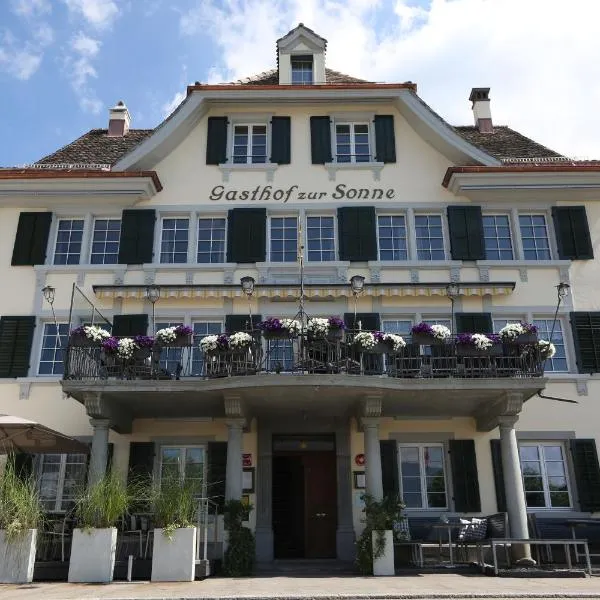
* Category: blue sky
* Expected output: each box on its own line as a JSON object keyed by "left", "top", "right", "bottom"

{"left": 1, "top": 0, "right": 600, "bottom": 166}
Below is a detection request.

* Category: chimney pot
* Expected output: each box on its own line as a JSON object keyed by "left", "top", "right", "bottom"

{"left": 108, "top": 100, "right": 130, "bottom": 137}
{"left": 469, "top": 87, "right": 493, "bottom": 133}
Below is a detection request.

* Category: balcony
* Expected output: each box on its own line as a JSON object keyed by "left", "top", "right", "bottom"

{"left": 61, "top": 332, "right": 546, "bottom": 429}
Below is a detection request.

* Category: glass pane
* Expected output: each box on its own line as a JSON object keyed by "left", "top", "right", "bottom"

{"left": 519, "top": 446, "right": 540, "bottom": 461}
{"left": 525, "top": 491, "right": 546, "bottom": 507}
{"left": 403, "top": 492, "right": 422, "bottom": 508}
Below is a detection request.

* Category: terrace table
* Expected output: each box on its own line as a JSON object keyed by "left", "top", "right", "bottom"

{"left": 430, "top": 522, "right": 463, "bottom": 565}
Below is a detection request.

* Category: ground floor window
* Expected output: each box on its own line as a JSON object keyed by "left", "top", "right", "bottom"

{"left": 519, "top": 442, "right": 572, "bottom": 509}
{"left": 159, "top": 446, "right": 205, "bottom": 495}
{"left": 398, "top": 443, "right": 447, "bottom": 509}
{"left": 37, "top": 453, "right": 88, "bottom": 512}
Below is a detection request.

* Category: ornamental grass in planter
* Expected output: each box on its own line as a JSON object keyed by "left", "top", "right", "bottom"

{"left": 68, "top": 471, "right": 130, "bottom": 583}
{"left": 0, "top": 457, "right": 43, "bottom": 583}
{"left": 151, "top": 476, "right": 199, "bottom": 582}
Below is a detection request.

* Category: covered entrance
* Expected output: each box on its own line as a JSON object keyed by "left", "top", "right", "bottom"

{"left": 272, "top": 435, "right": 338, "bottom": 559}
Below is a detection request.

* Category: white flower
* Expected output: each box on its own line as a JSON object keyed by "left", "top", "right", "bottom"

{"left": 83, "top": 325, "right": 110, "bottom": 342}
{"left": 229, "top": 331, "right": 253, "bottom": 349}
{"left": 499, "top": 322, "right": 525, "bottom": 340}
{"left": 354, "top": 331, "right": 376, "bottom": 349}
{"left": 280, "top": 319, "right": 301, "bottom": 335}
{"left": 430, "top": 324, "right": 451, "bottom": 340}
{"left": 471, "top": 333, "right": 493, "bottom": 350}
{"left": 307, "top": 318, "right": 330, "bottom": 336}
{"left": 117, "top": 338, "right": 137, "bottom": 359}
{"left": 155, "top": 326, "right": 177, "bottom": 344}
{"left": 383, "top": 333, "right": 406, "bottom": 352}
{"left": 200, "top": 335, "right": 220, "bottom": 352}
{"left": 539, "top": 339, "right": 556, "bottom": 358}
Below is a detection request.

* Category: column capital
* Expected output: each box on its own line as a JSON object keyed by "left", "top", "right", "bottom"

{"left": 360, "top": 417, "right": 380, "bottom": 431}
{"left": 224, "top": 394, "right": 245, "bottom": 418}
{"left": 361, "top": 394, "right": 383, "bottom": 418}
{"left": 497, "top": 415, "right": 519, "bottom": 430}
{"left": 89, "top": 417, "right": 110, "bottom": 430}
{"left": 225, "top": 417, "right": 246, "bottom": 430}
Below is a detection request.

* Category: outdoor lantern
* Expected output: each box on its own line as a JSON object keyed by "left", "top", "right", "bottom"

{"left": 240, "top": 276, "right": 255, "bottom": 297}
{"left": 146, "top": 285, "right": 161, "bottom": 304}
{"left": 350, "top": 275, "right": 365, "bottom": 295}
{"left": 446, "top": 282, "right": 459, "bottom": 299}
{"left": 556, "top": 282, "right": 570, "bottom": 300}
{"left": 42, "top": 285, "right": 56, "bottom": 305}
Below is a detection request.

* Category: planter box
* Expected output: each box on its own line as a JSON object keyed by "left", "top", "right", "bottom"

{"left": 157, "top": 334, "right": 193, "bottom": 348}
{"left": 372, "top": 530, "right": 394, "bottom": 576}
{"left": 68, "top": 527, "right": 117, "bottom": 583}
{"left": 456, "top": 344, "right": 503, "bottom": 356}
{"left": 263, "top": 330, "right": 294, "bottom": 340}
{"left": 502, "top": 332, "right": 538, "bottom": 345}
{"left": 357, "top": 342, "right": 388, "bottom": 355}
{"left": 69, "top": 335, "right": 100, "bottom": 347}
{"left": 411, "top": 333, "right": 446, "bottom": 346}
{"left": 151, "top": 527, "right": 197, "bottom": 582}
{"left": 0, "top": 529, "right": 36, "bottom": 583}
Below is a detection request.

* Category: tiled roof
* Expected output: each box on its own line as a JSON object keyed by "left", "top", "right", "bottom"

{"left": 230, "top": 68, "right": 371, "bottom": 86}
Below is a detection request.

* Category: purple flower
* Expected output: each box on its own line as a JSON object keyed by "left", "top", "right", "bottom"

{"left": 258, "top": 317, "right": 283, "bottom": 332}
{"left": 217, "top": 334, "right": 230, "bottom": 350}
{"left": 175, "top": 325, "right": 193, "bottom": 337}
{"left": 456, "top": 333, "right": 473, "bottom": 345}
{"left": 374, "top": 331, "right": 385, "bottom": 343}
{"left": 101, "top": 336, "right": 119, "bottom": 353}
{"left": 70, "top": 326, "right": 86, "bottom": 337}
{"left": 134, "top": 335, "right": 154, "bottom": 348}
{"left": 488, "top": 334, "right": 502, "bottom": 344}
{"left": 328, "top": 316, "right": 345, "bottom": 330}
{"left": 521, "top": 321, "right": 538, "bottom": 334}
{"left": 411, "top": 322, "right": 434, "bottom": 335}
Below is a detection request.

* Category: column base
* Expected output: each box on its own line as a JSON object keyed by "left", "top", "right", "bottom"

{"left": 515, "top": 556, "right": 537, "bottom": 567}
{"left": 336, "top": 527, "right": 356, "bottom": 561}
{"left": 255, "top": 528, "right": 274, "bottom": 562}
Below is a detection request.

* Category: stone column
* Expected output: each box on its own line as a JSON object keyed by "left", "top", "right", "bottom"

{"left": 225, "top": 419, "right": 245, "bottom": 501}
{"left": 255, "top": 421, "right": 273, "bottom": 562}
{"left": 361, "top": 417, "right": 383, "bottom": 501}
{"left": 336, "top": 421, "right": 355, "bottom": 561}
{"left": 498, "top": 415, "right": 534, "bottom": 565}
{"left": 88, "top": 418, "right": 110, "bottom": 486}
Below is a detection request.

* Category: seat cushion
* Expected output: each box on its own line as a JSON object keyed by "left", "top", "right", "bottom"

{"left": 458, "top": 517, "right": 487, "bottom": 541}
{"left": 393, "top": 518, "right": 411, "bottom": 541}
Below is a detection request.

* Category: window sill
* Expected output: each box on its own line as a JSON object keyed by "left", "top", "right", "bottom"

{"left": 477, "top": 260, "right": 570, "bottom": 268}
{"left": 324, "top": 161, "right": 384, "bottom": 182}
{"left": 218, "top": 163, "right": 279, "bottom": 182}
{"left": 368, "top": 260, "right": 461, "bottom": 269}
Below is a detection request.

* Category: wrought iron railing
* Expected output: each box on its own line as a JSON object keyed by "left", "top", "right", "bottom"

{"left": 63, "top": 331, "right": 546, "bottom": 382}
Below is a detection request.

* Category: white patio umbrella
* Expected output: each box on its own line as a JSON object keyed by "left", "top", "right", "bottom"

{"left": 0, "top": 415, "right": 89, "bottom": 454}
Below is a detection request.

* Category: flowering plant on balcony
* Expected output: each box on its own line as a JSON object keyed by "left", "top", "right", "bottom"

{"left": 382, "top": 333, "right": 407, "bottom": 352}
{"left": 200, "top": 334, "right": 229, "bottom": 352}
{"left": 538, "top": 339, "right": 556, "bottom": 359}
{"left": 229, "top": 332, "right": 253, "bottom": 349}
{"left": 353, "top": 331, "right": 377, "bottom": 350}
{"left": 155, "top": 324, "right": 193, "bottom": 345}
{"left": 411, "top": 322, "right": 451, "bottom": 340}
{"left": 133, "top": 335, "right": 155, "bottom": 349}
{"left": 328, "top": 316, "right": 345, "bottom": 330}
{"left": 499, "top": 322, "right": 538, "bottom": 341}
{"left": 455, "top": 333, "right": 500, "bottom": 350}
{"left": 70, "top": 325, "right": 111, "bottom": 343}
{"left": 307, "top": 318, "right": 329, "bottom": 336}
{"left": 258, "top": 317, "right": 301, "bottom": 337}
{"left": 116, "top": 338, "right": 137, "bottom": 360}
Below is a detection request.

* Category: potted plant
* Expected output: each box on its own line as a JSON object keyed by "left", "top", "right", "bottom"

{"left": 455, "top": 333, "right": 502, "bottom": 356}
{"left": 307, "top": 316, "right": 346, "bottom": 341}
{"left": 69, "top": 325, "right": 111, "bottom": 347}
{"left": 151, "top": 477, "right": 199, "bottom": 582}
{"left": 258, "top": 317, "right": 301, "bottom": 340}
{"left": 538, "top": 339, "right": 556, "bottom": 360}
{"left": 68, "top": 471, "right": 129, "bottom": 583}
{"left": 223, "top": 499, "right": 255, "bottom": 576}
{"left": 154, "top": 325, "right": 193, "bottom": 347}
{"left": 0, "top": 457, "right": 43, "bottom": 583}
{"left": 411, "top": 322, "right": 451, "bottom": 345}
{"left": 133, "top": 335, "right": 155, "bottom": 360}
{"left": 381, "top": 333, "right": 407, "bottom": 354}
{"left": 355, "top": 494, "right": 405, "bottom": 576}
{"left": 499, "top": 321, "right": 538, "bottom": 344}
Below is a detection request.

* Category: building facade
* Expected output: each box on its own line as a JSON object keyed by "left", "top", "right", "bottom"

{"left": 1, "top": 24, "right": 600, "bottom": 568}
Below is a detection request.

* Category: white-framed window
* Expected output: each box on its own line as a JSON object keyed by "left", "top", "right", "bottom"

{"left": 54, "top": 218, "right": 84, "bottom": 265}
{"left": 306, "top": 215, "right": 336, "bottom": 262}
{"left": 519, "top": 214, "right": 551, "bottom": 260}
{"left": 156, "top": 321, "right": 185, "bottom": 375}
{"left": 398, "top": 443, "right": 447, "bottom": 509}
{"left": 483, "top": 214, "right": 513, "bottom": 260}
{"left": 90, "top": 218, "right": 121, "bottom": 265}
{"left": 232, "top": 124, "right": 268, "bottom": 164}
{"left": 270, "top": 216, "right": 298, "bottom": 262}
{"left": 533, "top": 318, "right": 568, "bottom": 372}
{"left": 160, "top": 217, "right": 189, "bottom": 264}
{"left": 519, "top": 442, "right": 572, "bottom": 509}
{"left": 38, "top": 322, "right": 68, "bottom": 375}
{"left": 159, "top": 445, "right": 205, "bottom": 494}
{"left": 192, "top": 321, "right": 222, "bottom": 375}
{"left": 378, "top": 215, "right": 407, "bottom": 260}
{"left": 415, "top": 214, "right": 445, "bottom": 260}
{"left": 334, "top": 122, "right": 371, "bottom": 163}
{"left": 291, "top": 55, "right": 313, "bottom": 84}
{"left": 382, "top": 319, "right": 412, "bottom": 336}
{"left": 37, "top": 453, "right": 88, "bottom": 512}
{"left": 197, "top": 217, "right": 226, "bottom": 263}
{"left": 265, "top": 339, "right": 295, "bottom": 372}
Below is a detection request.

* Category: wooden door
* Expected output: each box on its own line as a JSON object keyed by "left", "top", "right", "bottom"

{"left": 304, "top": 452, "right": 337, "bottom": 558}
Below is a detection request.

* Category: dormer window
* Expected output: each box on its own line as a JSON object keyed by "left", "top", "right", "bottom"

{"left": 291, "top": 55, "right": 313, "bottom": 85}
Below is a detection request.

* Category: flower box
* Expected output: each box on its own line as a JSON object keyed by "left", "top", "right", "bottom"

{"left": 69, "top": 335, "right": 101, "bottom": 347}
{"left": 359, "top": 341, "right": 388, "bottom": 354}
{"left": 515, "top": 332, "right": 538, "bottom": 344}
{"left": 327, "top": 328, "right": 345, "bottom": 341}
{"left": 411, "top": 333, "right": 446, "bottom": 346}
{"left": 151, "top": 527, "right": 196, "bottom": 582}
{"left": 263, "top": 330, "right": 294, "bottom": 340}
{"left": 158, "top": 334, "right": 192, "bottom": 347}
{"left": 456, "top": 344, "right": 502, "bottom": 356}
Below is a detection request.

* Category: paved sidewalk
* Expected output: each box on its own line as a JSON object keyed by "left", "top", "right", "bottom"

{"left": 2, "top": 575, "right": 600, "bottom": 600}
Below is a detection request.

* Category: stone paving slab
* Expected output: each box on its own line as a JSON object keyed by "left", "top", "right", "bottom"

{"left": 2, "top": 575, "right": 600, "bottom": 600}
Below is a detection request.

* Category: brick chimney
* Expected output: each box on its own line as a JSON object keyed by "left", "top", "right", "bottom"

{"left": 107, "top": 100, "right": 130, "bottom": 137}
{"left": 469, "top": 88, "right": 493, "bottom": 133}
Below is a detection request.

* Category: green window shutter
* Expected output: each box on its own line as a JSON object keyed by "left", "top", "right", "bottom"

{"left": 128, "top": 442, "right": 155, "bottom": 482}
{"left": 0, "top": 316, "right": 36, "bottom": 378}
{"left": 226, "top": 208, "right": 266, "bottom": 263}
{"left": 570, "top": 439, "right": 600, "bottom": 511}
{"left": 337, "top": 207, "right": 377, "bottom": 261}
{"left": 447, "top": 206, "right": 485, "bottom": 260}
{"left": 552, "top": 206, "right": 594, "bottom": 260}
{"left": 380, "top": 440, "right": 399, "bottom": 497}
{"left": 374, "top": 115, "right": 396, "bottom": 163}
{"left": 343, "top": 312, "right": 381, "bottom": 332}
{"left": 455, "top": 312, "right": 493, "bottom": 334}
{"left": 270, "top": 117, "right": 291, "bottom": 165}
{"left": 570, "top": 312, "right": 600, "bottom": 373}
{"left": 206, "top": 117, "right": 228, "bottom": 165}
{"left": 225, "top": 314, "right": 262, "bottom": 333}
{"left": 207, "top": 441, "right": 228, "bottom": 511}
{"left": 118, "top": 209, "right": 155, "bottom": 265}
{"left": 11, "top": 212, "right": 52, "bottom": 266}
{"left": 449, "top": 439, "right": 481, "bottom": 512}
{"left": 112, "top": 314, "right": 148, "bottom": 337}
{"left": 310, "top": 116, "right": 332, "bottom": 164}
{"left": 490, "top": 439, "right": 507, "bottom": 513}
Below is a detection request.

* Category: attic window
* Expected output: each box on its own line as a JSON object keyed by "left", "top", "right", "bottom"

{"left": 291, "top": 55, "right": 313, "bottom": 85}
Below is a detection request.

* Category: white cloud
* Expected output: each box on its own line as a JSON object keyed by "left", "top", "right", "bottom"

{"left": 178, "top": 0, "right": 600, "bottom": 158}
{"left": 64, "top": 32, "right": 103, "bottom": 113}
{"left": 10, "top": 0, "right": 51, "bottom": 18}
{"left": 62, "top": 0, "right": 120, "bottom": 30}
{"left": 71, "top": 31, "right": 101, "bottom": 57}
{"left": 0, "top": 47, "right": 42, "bottom": 80}
{"left": 161, "top": 91, "right": 186, "bottom": 117}
{"left": 33, "top": 22, "right": 54, "bottom": 46}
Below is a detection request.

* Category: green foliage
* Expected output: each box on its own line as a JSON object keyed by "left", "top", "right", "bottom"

{"left": 355, "top": 494, "right": 405, "bottom": 575}
{"left": 75, "top": 471, "right": 130, "bottom": 529}
{"left": 223, "top": 499, "right": 255, "bottom": 577}
{"left": 152, "top": 475, "right": 199, "bottom": 539}
{"left": 0, "top": 456, "right": 43, "bottom": 541}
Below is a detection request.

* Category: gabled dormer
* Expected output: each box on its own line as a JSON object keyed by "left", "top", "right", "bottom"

{"left": 277, "top": 24, "right": 327, "bottom": 85}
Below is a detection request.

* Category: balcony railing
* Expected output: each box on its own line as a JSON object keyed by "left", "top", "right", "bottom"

{"left": 63, "top": 331, "right": 546, "bottom": 382}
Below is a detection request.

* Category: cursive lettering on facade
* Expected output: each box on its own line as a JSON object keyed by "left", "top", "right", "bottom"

{"left": 209, "top": 184, "right": 396, "bottom": 202}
